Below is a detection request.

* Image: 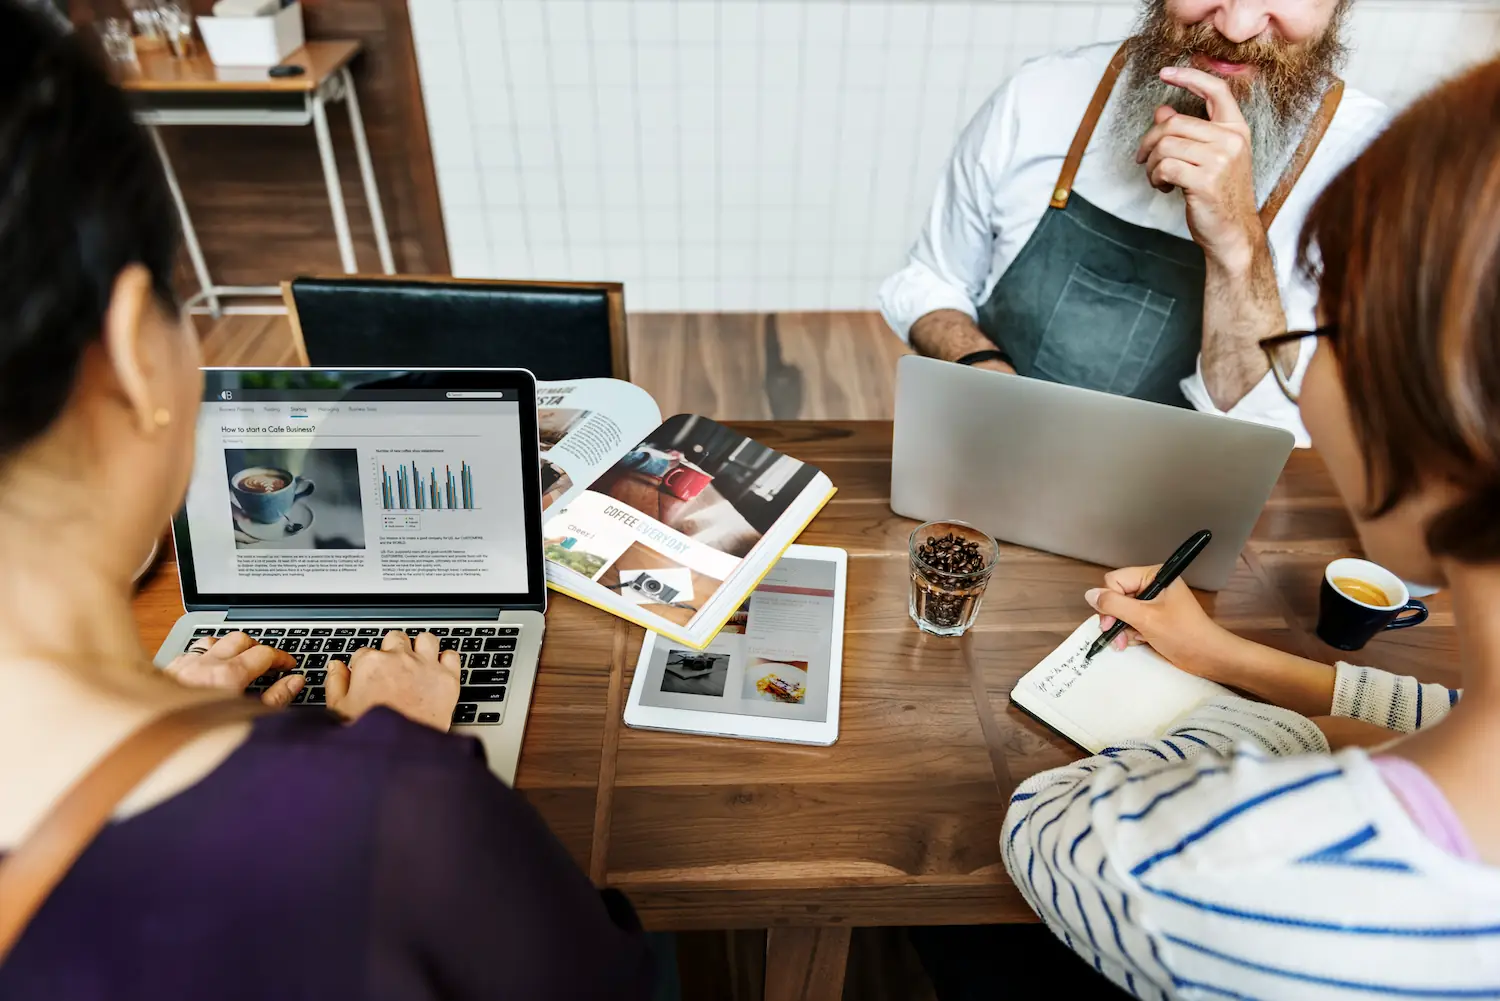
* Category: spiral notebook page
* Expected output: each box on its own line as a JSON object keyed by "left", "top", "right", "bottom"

{"left": 1010, "top": 616, "right": 1232, "bottom": 754}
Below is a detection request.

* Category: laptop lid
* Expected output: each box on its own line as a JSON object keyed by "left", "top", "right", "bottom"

{"left": 172, "top": 368, "right": 545, "bottom": 614}
{"left": 890, "top": 356, "right": 1295, "bottom": 591}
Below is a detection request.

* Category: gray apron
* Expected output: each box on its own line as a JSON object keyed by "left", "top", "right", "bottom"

{"left": 977, "top": 44, "right": 1344, "bottom": 407}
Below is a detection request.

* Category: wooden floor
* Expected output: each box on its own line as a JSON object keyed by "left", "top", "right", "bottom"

{"left": 197, "top": 310, "right": 934, "bottom": 1000}
{"left": 196, "top": 311, "right": 913, "bottom": 422}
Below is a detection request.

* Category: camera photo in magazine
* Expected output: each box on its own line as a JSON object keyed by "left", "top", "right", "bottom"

{"left": 594, "top": 542, "right": 724, "bottom": 627}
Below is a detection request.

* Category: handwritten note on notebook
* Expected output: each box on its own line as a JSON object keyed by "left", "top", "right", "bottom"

{"left": 1010, "top": 616, "right": 1233, "bottom": 754}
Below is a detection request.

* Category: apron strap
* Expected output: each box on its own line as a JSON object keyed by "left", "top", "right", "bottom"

{"left": 1051, "top": 42, "right": 1130, "bottom": 210}
{"left": 1050, "top": 44, "right": 1345, "bottom": 229}
{"left": 0, "top": 697, "right": 271, "bottom": 965}
{"left": 1258, "top": 79, "right": 1344, "bottom": 228}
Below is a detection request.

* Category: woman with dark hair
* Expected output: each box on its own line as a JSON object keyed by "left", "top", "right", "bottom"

{"left": 0, "top": 5, "right": 651, "bottom": 997}
{"left": 1003, "top": 58, "right": 1500, "bottom": 998}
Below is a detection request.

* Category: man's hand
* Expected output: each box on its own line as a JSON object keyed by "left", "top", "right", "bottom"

{"left": 1136, "top": 66, "right": 1262, "bottom": 272}
{"left": 908, "top": 309, "right": 1013, "bottom": 372}
{"left": 1136, "top": 65, "right": 1288, "bottom": 411}
{"left": 165, "top": 632, "right": 302, "bottom": 708}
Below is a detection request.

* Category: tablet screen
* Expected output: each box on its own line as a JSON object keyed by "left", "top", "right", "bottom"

{"left": 634, "top": 556, "right": 838, "bottom": 723}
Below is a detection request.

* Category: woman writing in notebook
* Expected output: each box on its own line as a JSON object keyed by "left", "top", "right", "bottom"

{"left": 1005, "top": 60, "right": 1500, "bottom": 998}
{"left": 0, "top": 5, "right": 651, "bottom": 996}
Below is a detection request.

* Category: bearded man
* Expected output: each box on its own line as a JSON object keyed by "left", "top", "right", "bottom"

{"left": 878, "top": 0, "right": 1384, "bottom": 444}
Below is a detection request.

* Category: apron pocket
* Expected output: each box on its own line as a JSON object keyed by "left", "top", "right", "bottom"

{"left": 1032, "top": 263, "right": 1177, "bottom": 395}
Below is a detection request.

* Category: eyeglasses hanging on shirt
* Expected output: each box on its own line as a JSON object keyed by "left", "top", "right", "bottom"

{"left": 1259, "top": 325, "right": 1340, "bottom": 404}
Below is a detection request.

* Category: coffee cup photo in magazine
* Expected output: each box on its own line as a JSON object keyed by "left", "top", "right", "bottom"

{"left": 224, "top": 447, "right": 365, "bottom": 551}
{"left": 592, "top": 415, "right": 821, "bottom": 558}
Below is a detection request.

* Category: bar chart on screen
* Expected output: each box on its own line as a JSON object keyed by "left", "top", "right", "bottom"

{"left": 379, "top": 458, "right": 478, "bottom": 512}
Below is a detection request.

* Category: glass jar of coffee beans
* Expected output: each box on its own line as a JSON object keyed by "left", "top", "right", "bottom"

{"left": 908, "top": 520, "right": 999, "bottom": 637}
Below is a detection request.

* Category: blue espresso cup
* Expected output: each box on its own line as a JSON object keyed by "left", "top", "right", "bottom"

{"left": 230, "top": 466, "right": 314, "bottom": 525}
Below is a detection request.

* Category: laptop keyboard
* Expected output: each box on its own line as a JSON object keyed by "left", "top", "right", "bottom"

{"left": 184, "top": 624, "right": 521, "bottom": 726}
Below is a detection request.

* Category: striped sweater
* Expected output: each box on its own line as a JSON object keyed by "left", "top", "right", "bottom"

{"left": 1001, "top": 663, "right": 1500, "bottom": 1000}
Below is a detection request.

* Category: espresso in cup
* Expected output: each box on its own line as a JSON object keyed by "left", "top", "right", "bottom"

{"left": 1317, "top": 557, "right": 1429, "bottom": 652}
{"left": 230, "top": 466, "right": 314, "bottom": 525}
{"left": 1331, "top": 576, "right": 1391, "bottom": 607}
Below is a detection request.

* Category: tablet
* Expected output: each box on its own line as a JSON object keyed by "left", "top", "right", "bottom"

{"left": 624, "top": 544, "right": 846, "bottom": 746}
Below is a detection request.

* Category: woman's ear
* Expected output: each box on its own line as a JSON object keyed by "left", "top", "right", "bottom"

{"left": 101, "top": 263, "right": 163, "bottom": 434}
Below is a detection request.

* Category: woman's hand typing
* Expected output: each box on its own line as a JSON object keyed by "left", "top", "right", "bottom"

{"left": 165, "top": 631, "right": 303, "bottom": 707}
{"left": 325, "top": 630, "right": 461, "bottom": 731}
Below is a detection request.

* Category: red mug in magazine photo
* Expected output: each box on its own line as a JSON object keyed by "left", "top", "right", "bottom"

{"left": 662, "top": 462, "right": 713, "bottom": 501}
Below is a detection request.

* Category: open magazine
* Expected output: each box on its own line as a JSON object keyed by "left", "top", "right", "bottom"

{"left": 535, "top": 379, "right": 837, "bottom": 649}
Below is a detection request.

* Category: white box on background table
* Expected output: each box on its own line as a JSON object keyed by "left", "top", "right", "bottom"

{"left": 197, "top": 2, "right": 304, "bottom": 68}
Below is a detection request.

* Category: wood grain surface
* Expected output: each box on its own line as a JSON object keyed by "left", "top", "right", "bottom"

{"left": 129, "top": 422, "right": 1461, "bottom": 996}
{"left": 120, "top": 41, "right": 359, "bottom": 92}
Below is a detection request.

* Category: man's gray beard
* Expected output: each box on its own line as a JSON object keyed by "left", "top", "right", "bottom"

{"left": 1109, "top": 56, "right": 1307, "bottom": 200}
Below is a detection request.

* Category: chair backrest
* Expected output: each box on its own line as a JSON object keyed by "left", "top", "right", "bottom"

{"left": 283, "top": 276, "right": 629, "bottom": 382}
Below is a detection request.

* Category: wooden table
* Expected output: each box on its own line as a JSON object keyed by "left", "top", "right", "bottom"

{"left": 119, "top": 41, "right": 394, "bottom": 315}
{"left": 131, "top": 422, "right": 1460, "bottom": 999}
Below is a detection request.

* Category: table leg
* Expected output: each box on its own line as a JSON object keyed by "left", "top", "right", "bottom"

{"left": 146, "top": 124, "right": 219, "bottom": 317}
{"left": 763, "top": 927, "right": 851, "bottom": 1001}
{"left": 310, "top": 91, "right": 359, "bottom": 274}
{"left": 340, "top": 67, "right": 395, "bottom": 275}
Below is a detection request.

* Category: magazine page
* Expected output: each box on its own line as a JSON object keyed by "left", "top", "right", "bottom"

{"left": 633, "top": 556, "right": 838, "bottom": 723}
{"left": 536, "top": 379, "right": 662, "bottom": 513}
{"left": 543, "top": 414, "right": 827, "bottom": 633}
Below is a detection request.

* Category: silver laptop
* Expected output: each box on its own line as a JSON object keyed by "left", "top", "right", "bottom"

{"left": 153, "top": 368, "right": 547, "bottom": 783}
{"left": 891, "top": 356, "right": 1296, "bottom": 591}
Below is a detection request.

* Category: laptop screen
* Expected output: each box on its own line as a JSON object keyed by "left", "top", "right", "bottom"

{"left": 174, "top": 369, "right": 546, "bottom": 611}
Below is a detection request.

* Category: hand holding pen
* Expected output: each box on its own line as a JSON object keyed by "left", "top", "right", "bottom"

{"left": 1083, "top": 530, "right": 1213, "bottom": 663}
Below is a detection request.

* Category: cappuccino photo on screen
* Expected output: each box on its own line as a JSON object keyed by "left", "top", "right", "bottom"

{"left": 224, "top": 447, "right": 366, "bottom": 551}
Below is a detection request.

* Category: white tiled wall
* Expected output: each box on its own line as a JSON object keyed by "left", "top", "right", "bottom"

{"left": 411, "top": 0, "right": 1500, "bottom": 311}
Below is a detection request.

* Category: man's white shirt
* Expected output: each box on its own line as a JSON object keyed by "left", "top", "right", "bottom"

{"left": 877, "top": 42, "right": 1390, "bottom": 445}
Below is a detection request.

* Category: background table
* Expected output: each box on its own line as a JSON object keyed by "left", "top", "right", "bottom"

{"left": 121, "top": 41, "right": 395, "bottom": 316}
{"left": 131, "top": 421, "right": 1460, "bottom": 1000}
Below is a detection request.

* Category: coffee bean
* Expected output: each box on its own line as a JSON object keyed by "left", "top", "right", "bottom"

{"left": 916, "top": 532, "right": 986, "bottom": 575}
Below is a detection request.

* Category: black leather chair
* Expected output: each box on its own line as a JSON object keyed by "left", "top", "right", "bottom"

{"left": 282, "top": 276, "right": 629, "bottom": 381}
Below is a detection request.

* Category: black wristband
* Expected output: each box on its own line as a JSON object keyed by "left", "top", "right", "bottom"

{"left": 955, "top": 349, "right": 1012, "bottom": 367}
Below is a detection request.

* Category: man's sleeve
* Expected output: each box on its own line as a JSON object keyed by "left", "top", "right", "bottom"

{"left": 1179, "top": 349, "right": 1312, "bottom": 446}
{"left": 876, "top": 81, "right": 1019, "bottom": 342}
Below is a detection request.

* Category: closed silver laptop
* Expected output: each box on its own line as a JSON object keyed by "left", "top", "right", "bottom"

{"left": 154, "top": 368, "right": 547, "bottom": 784}
{"left": 891, "top": 356, "right": 1295, "bottom": 591}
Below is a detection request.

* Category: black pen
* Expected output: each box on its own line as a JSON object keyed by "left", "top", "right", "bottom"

{"left": 1085, "top": 529, "right": 1213, "bottom": 662}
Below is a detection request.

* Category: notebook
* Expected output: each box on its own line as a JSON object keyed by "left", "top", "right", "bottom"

{"left": 1009, "top": 616, "right": 1233, "bottom": 754}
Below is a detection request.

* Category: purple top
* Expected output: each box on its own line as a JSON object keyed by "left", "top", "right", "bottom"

{"left": 0, "top": 708, "right": 654, "bottom": 1000}
{"left": 1374, "top": 755, "right": 1479, "bottom": 861}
